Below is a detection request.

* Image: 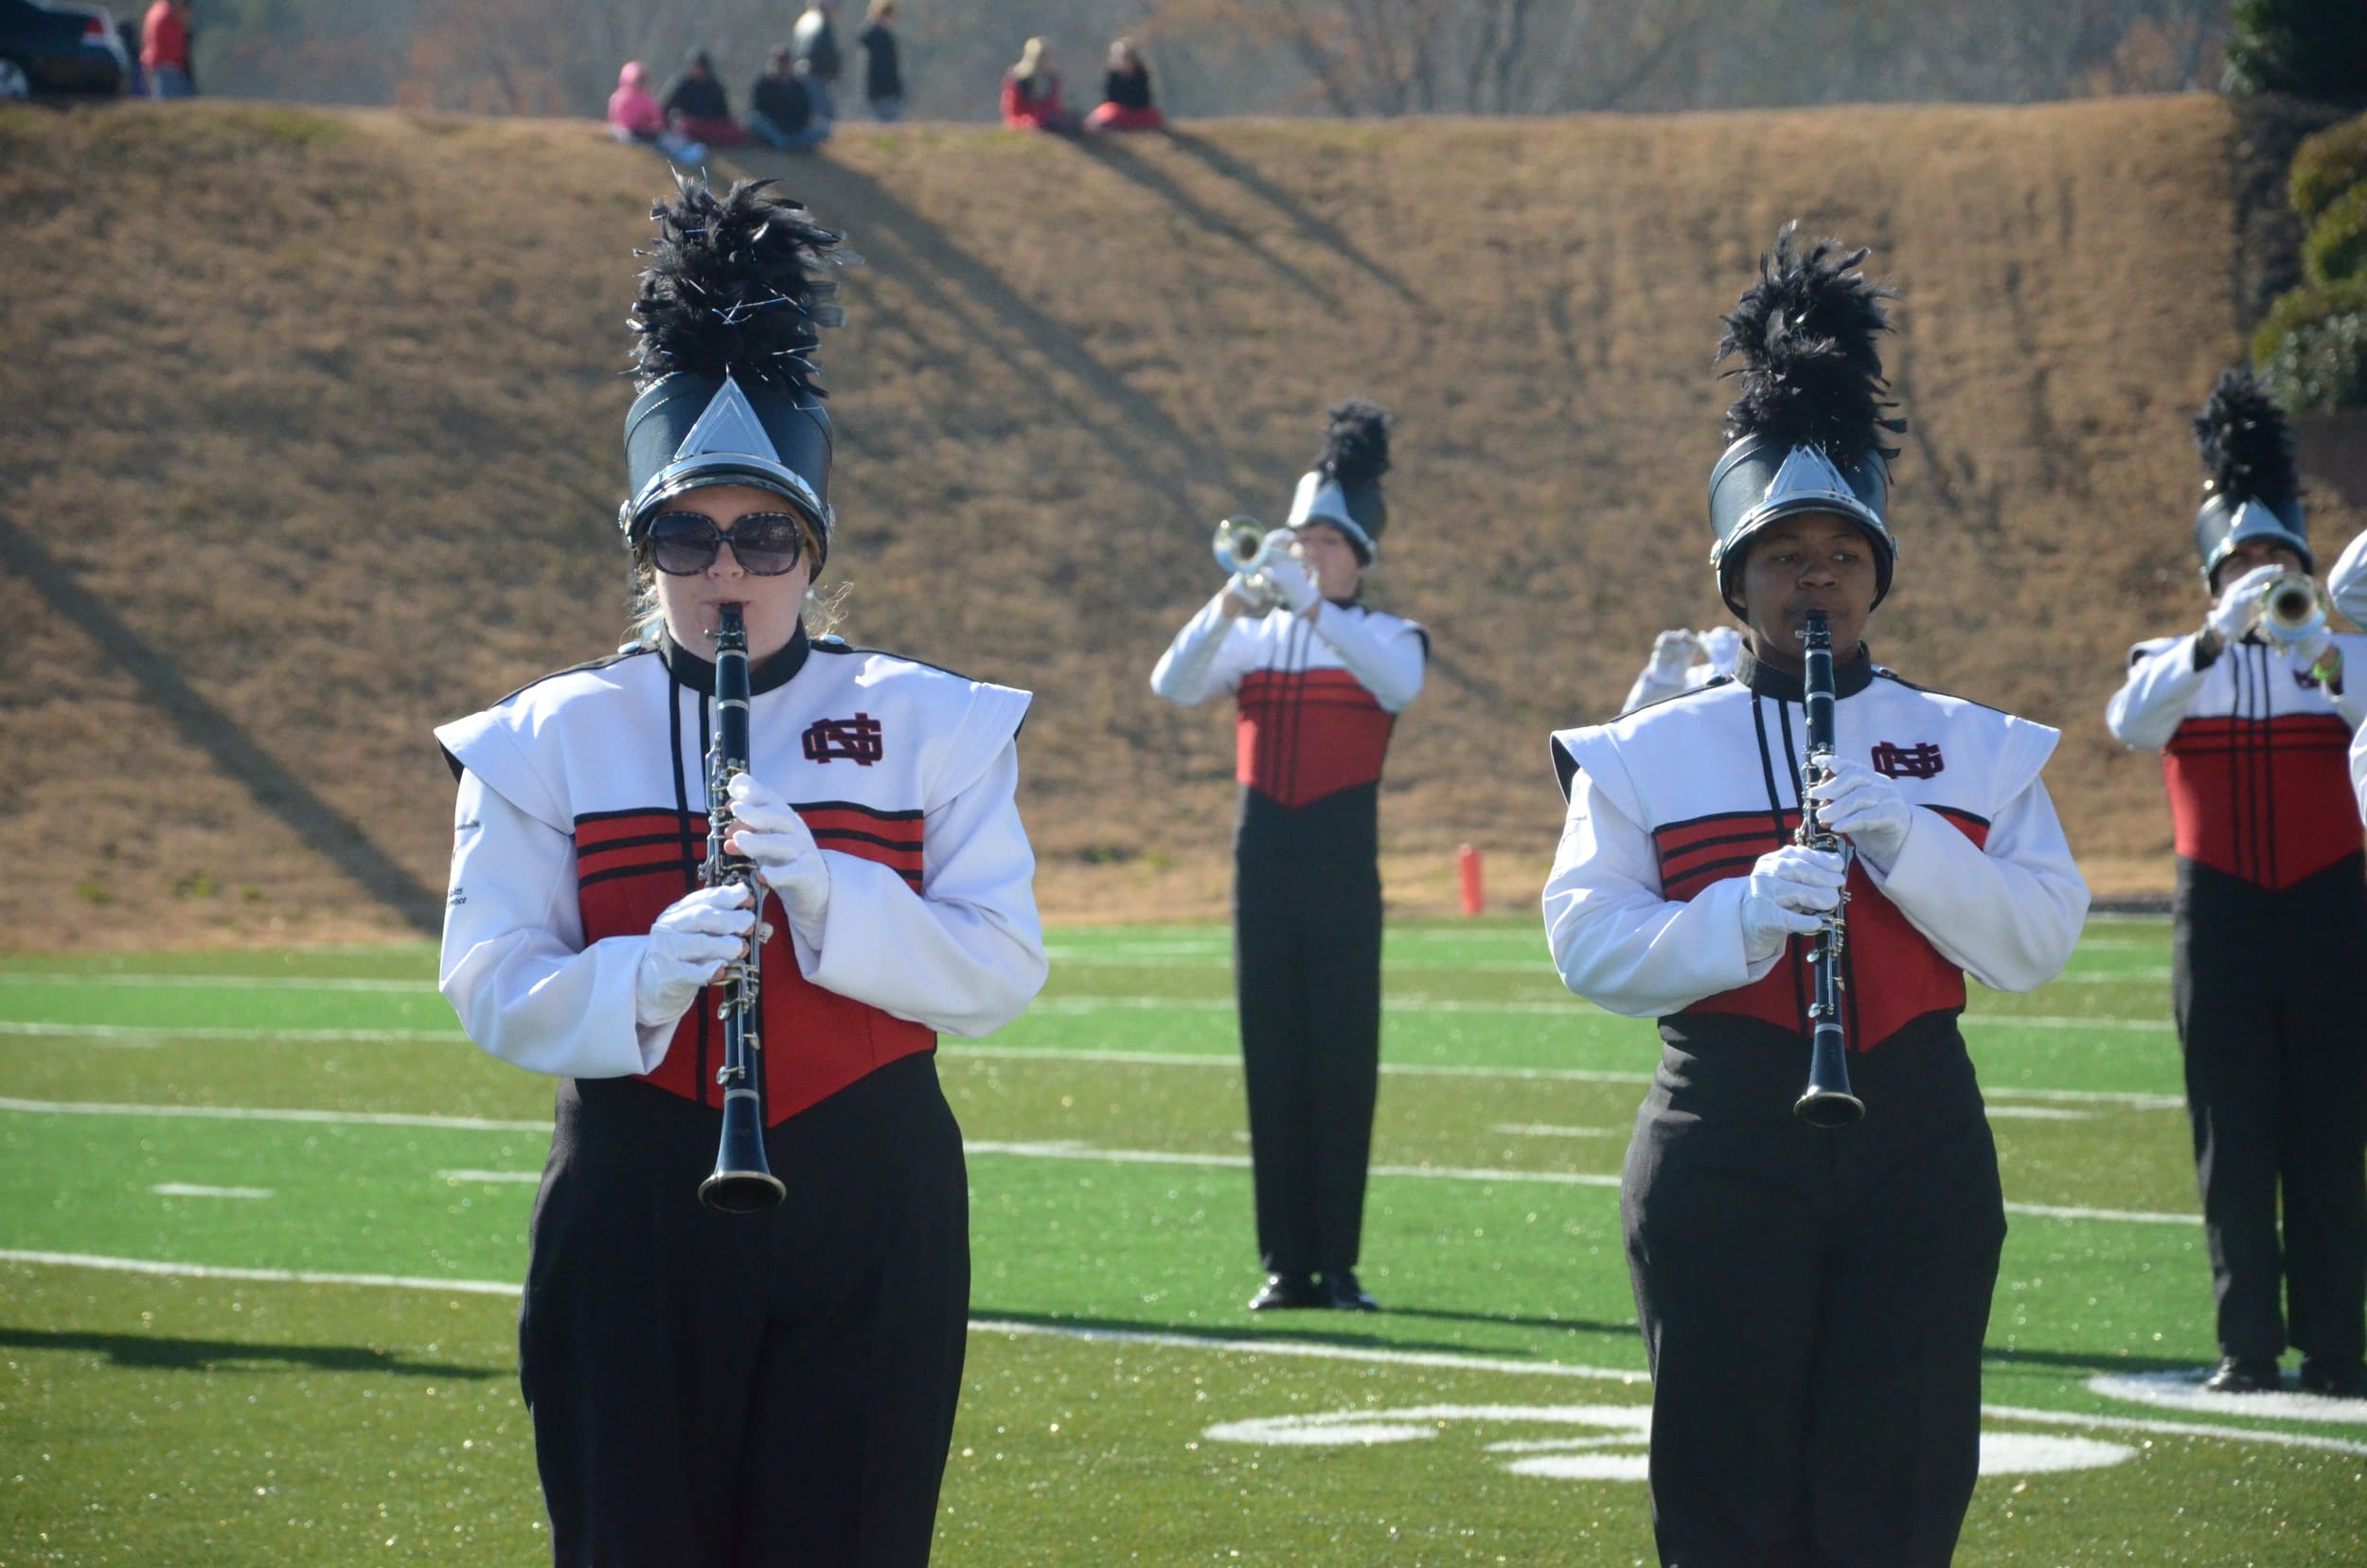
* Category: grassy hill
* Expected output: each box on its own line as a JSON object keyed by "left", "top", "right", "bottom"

{"left": 3, "top": 95, "right": 2353, "bottom": 949}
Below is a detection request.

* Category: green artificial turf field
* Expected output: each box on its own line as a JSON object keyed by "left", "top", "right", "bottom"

{"left": 2, "top": 917, "right": 2362, "bottom": 1565}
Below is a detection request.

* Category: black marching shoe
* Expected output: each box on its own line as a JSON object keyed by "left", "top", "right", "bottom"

{"left": 2201, "top": 1354, "right": 2282, "bottom": 1394}
{"left": 1321, "top": 1268, "right": 1379, "bottom": 1312}
{"left": 1248, "top": 1272, "right": 1323, "bottom": 1311}
{"left": 2296, "top": 1356, "right": 2367, "bottom": 1399}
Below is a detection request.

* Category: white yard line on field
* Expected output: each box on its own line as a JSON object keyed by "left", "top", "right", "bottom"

{"left": 1, "top": 1250, "right": 2352, "bottom": 1456}
{"left": 0, "top": 1096, "right": 547, "bottom": 1131}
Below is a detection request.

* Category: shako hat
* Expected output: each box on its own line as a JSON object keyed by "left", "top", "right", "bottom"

{"left": 618, "top": 175, "right": 856, "bottom": 568}
{"left": 1285, "top": 399, "right": 1392, "bottom": 562}
{"left": 1707, "top": 223, "right": 1904, "bottom": 612}
{"left": 2191, "top": 367, "right": 2308, "bottom": 583}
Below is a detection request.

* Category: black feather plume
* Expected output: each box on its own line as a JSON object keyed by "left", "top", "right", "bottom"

{"left": 1716, "top": 222, "right": 1904, "bottom": 464}
{"left": 1318, "top": 399, "right": 1392, "bottom": 488}
{"left": 2192, "top": 368, "right": 2299, "bottom": 508}
{"left": 629, "top": 175, "right": 855, "bottom": 395}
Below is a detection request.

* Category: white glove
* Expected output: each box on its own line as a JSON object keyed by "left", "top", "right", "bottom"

{"left": 1805, "top": 757, "right": 1914, "bottom": 874}
{"left": 634, "top": 882, "right": 756, "bottom": 1029}
{"left": 724, "top": 772, "right": 832, "bottom": 937}
{"left": 2292, "top": 626, "right": 2341, "bottom": 680}
{"left": 2205, "top": 564, "right": 2284, "bottom": 646}
{"left": 1259, "top": 554, "right": 1320, "bottom": 615}
{"left": 1699, "top": 626, "right": 1744, "bottom": 678}
{"left": 1646, "top": 630, "right": 1700, "bottom": 681}
{"left": 1738, "top": 845, "right": 1846, "bottom": 962}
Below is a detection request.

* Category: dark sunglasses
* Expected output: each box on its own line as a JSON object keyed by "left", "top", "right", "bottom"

{"left": 647, "top": 511, "right": 810, "bottom": 577}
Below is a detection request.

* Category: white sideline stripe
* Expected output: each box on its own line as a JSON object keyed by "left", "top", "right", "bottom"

{"left": 0, "top": 1096, "right": 547, "bottom": 1132}
{"left": 438, "top": 1169, "right": 542, "bottom": 1184}
{"left": 151, "top": 1184, "right": 274, "bottom": 1200}
{"left": 2, "top": 1251, "right": 2348, "bottom": 1457}
{"left": 0, "top": 972, "right": 438, "bottom": 993}
{"left": 0, "top": 1022, "right": 458, "bottom": 1043}
{"left": 1984, "top": 1106, "right": 2093, "bottom": 1121}
{"left": 0, "top": 1099, "right": 2197, "bottom": 1221}
{"left": 1492, "top": 1124, "right": 1620, "bottom": 1138}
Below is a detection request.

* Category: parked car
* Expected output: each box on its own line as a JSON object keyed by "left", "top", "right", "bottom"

{"left": 0, "top": 0, "right": 132, "bottom": 100}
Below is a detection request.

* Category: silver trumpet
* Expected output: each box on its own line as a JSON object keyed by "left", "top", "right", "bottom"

{"left": 2259, "top": 571, "right": 2331, "bottom": 644}
{"left": 1212, "top": 515, "right": 1297, "bottom": 614}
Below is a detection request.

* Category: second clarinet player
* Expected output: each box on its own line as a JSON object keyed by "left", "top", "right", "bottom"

{"left": 1539, "top": 226, "right": 2088, "bottom": 1568}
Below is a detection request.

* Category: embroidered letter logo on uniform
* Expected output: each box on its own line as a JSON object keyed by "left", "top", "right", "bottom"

{"left": 1871, "top": 741, "right": 1946, "bottom": 779}
{"left": 802, "top": 713, "right": 885, "bottom": 766}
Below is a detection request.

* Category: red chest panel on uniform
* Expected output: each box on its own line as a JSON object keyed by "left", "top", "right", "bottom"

{"left": 573, "top": 805, "right": 934, "bottom": 1124}
{"left": 1653, "top": 807, "right": 1990, "bottom": 1050}
{"left": 2162, "top": 714, "right": 2359, "bottom": 890}
{"left": 1236, "top": 668, "right": 1397, "bottom": 808}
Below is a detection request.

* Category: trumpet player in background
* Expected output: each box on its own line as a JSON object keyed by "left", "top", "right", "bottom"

{"left": 2104, "top": 369, "right": 2367, "bottom": 1401}
{"left": 1149, "top": 399, "right": 1428, "bottom": 1312}
{"left": 436, "top": 179, "right": 1044, "bottom": 1565}
{"left": 1620, "top": 623, "right": 1744, "bottom": 714}
{"left": 1542, "top": 227, "right": 2087, "bottom": 1568}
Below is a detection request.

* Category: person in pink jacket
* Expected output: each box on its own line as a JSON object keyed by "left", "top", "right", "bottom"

{"left": 607, "top": 62, "right": 705, "bottom": 165}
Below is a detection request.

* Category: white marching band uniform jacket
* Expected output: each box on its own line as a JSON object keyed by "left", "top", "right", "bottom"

{"left": 1544, "top": 651, "right": 2087, "bottom": 1042}
{"left": 2333, "top": 531, "right": 2367, "bottom": 821}
{"left": 436, "top": 633, "right": 1045, "bottom": 1123}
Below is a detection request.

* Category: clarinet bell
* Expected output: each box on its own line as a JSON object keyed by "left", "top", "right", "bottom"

{"left": 1793, "top": 1028, "right": 1865, "bottom": 1129}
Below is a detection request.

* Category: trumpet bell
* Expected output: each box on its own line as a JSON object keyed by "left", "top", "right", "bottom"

{"left": 2260, "top": 571, "right": 2328, "bottom": 643}
{"left": 1213, "top": 515, "right": 1272, "bottom": 576}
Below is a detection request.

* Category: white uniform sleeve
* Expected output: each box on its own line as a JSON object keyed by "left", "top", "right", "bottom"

{"left": 1541, "top": 766, "right": 1778, "bottom": 1019}
{"left": 2354, "top": 723, "right": 2367, "bottom": 822}
{"left": 437, "top": 770, "right": 669, "bottom": 1079}
{"left": 1149, "top": 594, "right": 1257, "bottom": 706}
{"left": 792, "top": 738, "right": 1047, "bottom": 1037}
{"left": 2330, "top": 530, "right": 2367, "bottom": 630}
{"left": 1859, "top": 729, "right": 2089, "bottom": 992}
{"left": 1307, "top": 607, "right": 1427, "bottom": 713}
{"left": 2105, "top": 635, "right": 2210, "bottom": 751}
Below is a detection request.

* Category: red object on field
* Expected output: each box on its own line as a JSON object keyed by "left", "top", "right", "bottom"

{"left": 1457, "top": 844, "right": 1484, "bottom": 916}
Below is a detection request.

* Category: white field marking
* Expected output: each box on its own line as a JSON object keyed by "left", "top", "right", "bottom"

{"left": 1984, "top": 1106, "right": 2094, "bottom": 1121}
{"left": 2086, "top": 1371, "right": 2367, "bottom": 1425}
{"left": 1491, "top": 1124, "right": 1621, "bottom": 1138}
{"left": 7, "top": 1251, "right": 2349, "bottom": 1458}
{"left": 150, "top": 1184, "right": 274, "bottom": 1200}
{"left": 437, "top": 1169, "right": 542, "bottom": 1184}
{"left": 0, "top": 1022, "right": 460, "bottom": 1043}
{"left": 955, "top": 1045, "right": 2188, "bottom": 1111}
{"left": 0, "top": 1099, "right": 2193, "bottom": 1221}
{"left": 0, "top": 972, "right": 438, "bottom": 993}
{"left": 1032, "top": 994, "right": 2178, "bottom": 1031}
{"left": 0, "top": 1096, "right": 547, "bottom": 1132}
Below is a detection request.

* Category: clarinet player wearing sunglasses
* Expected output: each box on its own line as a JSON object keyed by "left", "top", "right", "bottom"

{"left": 435, "top": 178, "right": 1046, "bottom": 1566}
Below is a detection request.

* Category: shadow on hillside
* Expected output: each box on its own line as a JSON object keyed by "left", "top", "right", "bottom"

{"left": 970, "top": 1307, "right": 1566, "bottom": 1362}
{"left": 728, "top": 151, "right": 1254, "bottom": 509}
{"left": 1159, "top": 130, "right": 1425, "bottom": 310}
{"left": 0, "top": 1325, "right": 500, "bottom": 1380}
{"left": 1063, "top": 136, "right": 1342, "bottom": 312}
{"left": 0, "top": 513, "right": 444, "bottom": 934}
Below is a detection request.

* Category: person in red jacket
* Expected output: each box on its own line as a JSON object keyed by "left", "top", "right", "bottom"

{"left": 141, "top": 0, "right": 194, "bottom": 99}
{"left": 1087, "top": 38, "right": 1166, "bottom": 133}
{"left": 1000, "top": 37, "right": 1076, "bottom": 133}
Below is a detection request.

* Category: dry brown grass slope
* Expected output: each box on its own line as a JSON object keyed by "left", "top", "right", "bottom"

{"left": 3, "top": 97, "right": 2355, "bottom": 949}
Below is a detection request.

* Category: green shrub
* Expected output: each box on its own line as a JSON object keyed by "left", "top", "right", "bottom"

{"left": 2257, "top": 301, "right": 2367, "bottom": 412}
{"left": 2291, "top": 114, "right": 2367, "bottom": 223}
{"left": 2252, "top": 275, "right": 2367, "bottom": 360}
{"left": 2228, "top": 0, "right": 2367, "bottom": 108}
{"left": 2304, "top": 184, "right": 2367, "bottom": 284}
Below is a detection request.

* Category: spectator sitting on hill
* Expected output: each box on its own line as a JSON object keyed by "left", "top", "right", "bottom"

{"left": 792, "top": 1, "right": 844, "bottom": 123}
{"left": 857, "top": 0, "right": 903, "bottom": 123}
{"left": 750, "top": 47, "right": 830, "bottom": 151}
{"left": 608, "top": 62, "right": 707, "bottom": 166}
{"left": 141, "top": 0, "right": 194, "bottom": 99}
{"left": 664, "top": 50, "right": 753, "bottom": 149}
{"left": 1001, "top": 37, "right": 1076, "bottom": 134}
{"left": 1088, "top": 38, "right": 1164, "bottom": 132}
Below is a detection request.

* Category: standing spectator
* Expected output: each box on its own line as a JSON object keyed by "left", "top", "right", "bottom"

{"left": 858, "top": 0, "right": 904, "bottom": 123}
{"left": 141, "top": 0, "right": 194, "bottom": 100}
{"left": 664, "top": 50, "right": 752, "bottom": 149}
{"left": 1001, "top": 37, "right": 1075, "bottom": 133}
{"left": 1088, "top": 38, "right": 1165, "bottom": 133}
{"left": 792, "top": 2, "right": 845, "bottom": 124}
{"left": 608, "top": 62, "right": 707, "bottom": 166}
{"left": 749, "top": 46, "right": 830, "bottom": 151}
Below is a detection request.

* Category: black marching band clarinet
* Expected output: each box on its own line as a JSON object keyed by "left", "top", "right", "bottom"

{"left": 699, "top": 603, "right": 790, "bottom": 1212}
{"left": 1792, "top": 611, "right": 1866, "bottom": 1128}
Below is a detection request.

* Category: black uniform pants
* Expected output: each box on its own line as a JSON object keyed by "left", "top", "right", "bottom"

{"left": 2172, "top": 854, "right": 2367, "bottom": 1363}
{"left": 1233, "top": 788, "right": 1384, "bottom": 1276}
{"left": 1623, "top": 1015, "right": 2005, "bottom": 1568}
{"left": 520, "top": 1053, "right": 970, "bottom": 1568}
